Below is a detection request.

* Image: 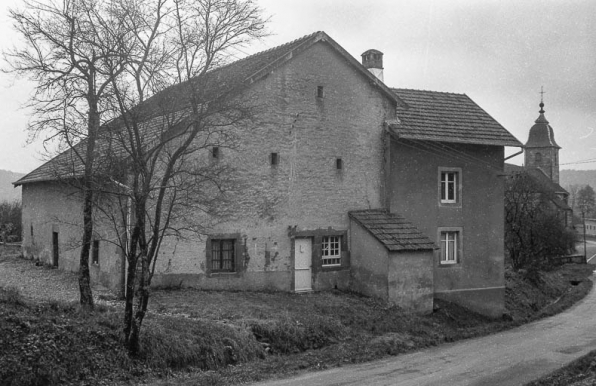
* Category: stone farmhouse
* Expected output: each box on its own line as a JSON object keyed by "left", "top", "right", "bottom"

{"left": 14, "top": 32, "right": 522, "bottom": 317}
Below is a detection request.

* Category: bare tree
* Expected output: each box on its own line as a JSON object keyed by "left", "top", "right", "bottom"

{"left": 505, "top": 171, "right": 576, "bottom": 272}
{"left": 566, "top": 184, "right": 581, "bottom": 212}
{"left": 91, "top": 0, "right": 266, "bottom": 352}
{"left": 577, "top": 185, "right": 596, "bottom": 218}
{"left": 4, "top": 0, "right": 131, "bottom": 307}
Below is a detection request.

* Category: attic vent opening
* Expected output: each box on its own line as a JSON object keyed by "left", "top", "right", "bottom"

{"left": 270, "top": 152, "right": 279, "bottom": 167}
{"left": 317, "top": 86, "right": 324, "bottom": 98}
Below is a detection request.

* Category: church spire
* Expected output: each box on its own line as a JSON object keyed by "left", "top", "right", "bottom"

{"left": 524, "top": 87, "right": 561, "bottom": 184}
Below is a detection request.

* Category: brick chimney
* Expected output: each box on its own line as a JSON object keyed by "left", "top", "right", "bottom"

{"left": 361, "top": 49, "right": 384, "bottom": 82}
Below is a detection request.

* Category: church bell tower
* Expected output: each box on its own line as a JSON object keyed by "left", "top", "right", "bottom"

{"left": 524, "top": 93, "right": 561, "bottom": 184}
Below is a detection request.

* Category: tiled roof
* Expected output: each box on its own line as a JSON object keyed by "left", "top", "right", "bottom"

{"left": 504, "top": 164, "right": 571, "bottom": 210}
{"left": 387, "top": 88, "right": 522, "bottom": 147}
{"left": 16, "top": 31, "right": 401, "bottom": 186}
{"left": 349, "top": 209, "right": 436, "bottom": 252}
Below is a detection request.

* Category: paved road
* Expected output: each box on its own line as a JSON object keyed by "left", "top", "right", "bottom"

{"left": 581, "top": 240, "right": 596, "bottom": 264}
{"left": 252, "top": 274, "right": 596, "bottom": 386}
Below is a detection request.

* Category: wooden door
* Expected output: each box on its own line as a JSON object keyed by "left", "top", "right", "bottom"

{"left": 52, "top": 231, "right": 59, "bottom": 267}
{"left": 294, "top": 238, "right": 312, "bottom": 292}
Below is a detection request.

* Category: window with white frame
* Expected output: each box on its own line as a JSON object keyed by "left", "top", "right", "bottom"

{"left": 440, "top": 231, "right": 459, "bottom": 264}
{"left": 322, "top": 235, "right": 341, "bottom": 266}
{"left": 440, "top": 171, "right": 458, "bottom": 203}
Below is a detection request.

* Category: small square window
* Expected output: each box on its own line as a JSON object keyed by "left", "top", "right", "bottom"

{"left": 92, "top": 240, "right": 99, "bottom": 265}
{"left": 322, "top": 236, "right": 341, "bottom": 266}
{"left": 270, "top": 152, "right": 279, "bottom": 166}
{"left": 440, "top": 231, "right": 458, "bottom": 264}
{"left": 212, "top": 147, "right": 219, "bottom": 159}
{"left": 336, "top": 158, "right": 343, "bottom": 170}
{"left": 317, "top": 86, "right": 324, "bottom": 98}
{"left": 211, "top": 239, "right": 235, "bottom": 272}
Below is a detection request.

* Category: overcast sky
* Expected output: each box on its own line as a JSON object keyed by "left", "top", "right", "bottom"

{"left": 0, "top": 0, "right": 594, "bottom": 174}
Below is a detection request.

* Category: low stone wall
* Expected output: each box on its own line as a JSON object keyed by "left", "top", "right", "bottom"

{"left": 550, "top": 254, "right": 586, "bottom": 266}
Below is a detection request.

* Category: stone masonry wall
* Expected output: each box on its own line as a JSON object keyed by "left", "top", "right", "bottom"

{"left": 151, "top": 41, "right": 395, "bottom": 292}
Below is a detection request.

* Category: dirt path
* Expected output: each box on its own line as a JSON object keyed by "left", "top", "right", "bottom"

{"left": 0, "top": 249, "right": 116, "bottom": 303}
{"left": 252, "top": 274, "right": 596, "bottom": 386}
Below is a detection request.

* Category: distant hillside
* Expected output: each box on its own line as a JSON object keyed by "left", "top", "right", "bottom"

{"left": 560, "top": 169, "right": 596, "bottom": 190}
{"left": 0, "top": 170, "right": 24, "bottom": 202}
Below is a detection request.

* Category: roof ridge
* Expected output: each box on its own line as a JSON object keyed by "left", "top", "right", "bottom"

{"left": 209, "top": 31, "right": 323, "bottom": 75}
{"left": 391, "top": 87, "right": 466, "bottom": 96}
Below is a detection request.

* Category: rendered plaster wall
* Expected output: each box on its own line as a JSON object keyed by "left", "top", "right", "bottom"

{"left": 349, "top": 219, "right": 389, "bottom": 300}
{"left": 387, "top": 250, "right": 434, "bottom": 314}
{"left": 151, "top": 40, "right": 395, "bottom": 292}
{"left": 389, "top": 140, "right": 505, "bottom": 317}
{"left": 21, "top": 182, "right": 124, "bottom": 294}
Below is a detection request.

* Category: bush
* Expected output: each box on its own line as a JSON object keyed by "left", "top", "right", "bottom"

{"left": 0, "top": 200, "right": 21, "bottom": 243}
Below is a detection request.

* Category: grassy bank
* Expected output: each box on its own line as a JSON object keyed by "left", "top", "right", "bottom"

{"left": 0, "top": 260, "right": 593, "bottom": 386}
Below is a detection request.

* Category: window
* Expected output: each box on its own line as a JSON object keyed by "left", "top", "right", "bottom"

{"left": 535, "top": 152, "right": 542, "bottom": 164}
{"left": 92, "top": 240, "right": 99, "bottom": 265}
{"left": 212, "top": 147, "right": 219, "bottom": 159}
{"left": 439, "top": 168, "right": 461, "bottom": 205}
{"left": 441, "top": 172, "right": 457, "bottom": 203}
{"left": 211, "top": 239, "right": 235, "bottom": 272}
{"left": 440, "top": 231, "right": 458, "bottom": 264}
{"left": 316, "top": 86, "right": 324, "bottom": 98}
{"left": 336, "top": 158, "right": 343, "bottom": 170}
{"left": 270, "top": 152, "right": 279, "bottom": 167}
{"left": 322, "top": 236, "right": 341, "bottom": 266}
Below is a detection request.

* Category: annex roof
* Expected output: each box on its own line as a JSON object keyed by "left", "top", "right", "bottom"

{"left": 349, "top": 209, "right": 437, "bottom": 252}
{"left": 15, "top": 31, "right": 402, "bottom": 186}
{"left": 387, "top": 88, "right": 522, "bottom": 148}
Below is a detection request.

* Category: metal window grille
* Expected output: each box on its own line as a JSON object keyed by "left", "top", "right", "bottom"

{"left": 322, "top": 236, "right": 341, "bottom": 266}
{"left": 440, "top": 232, "right": 457, "bottom": 264}
{"left": 212, "top": 239, "right": 235, "bottom": 272}
{"left": 441, "top": 172, "right": 457, "bottom": 203}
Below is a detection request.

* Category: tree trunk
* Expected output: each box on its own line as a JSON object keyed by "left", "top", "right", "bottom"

{"left": 78, "top": 93, "right": 100, "bottom": 308}
{"left": 128, "top": 250, "right": 150, "bottom": 355}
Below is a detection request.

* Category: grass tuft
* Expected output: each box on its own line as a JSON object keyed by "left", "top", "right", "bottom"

{"left": 140, "top": 315, "right": 265, "bottom": 370}
{"left": 0, "top": 287, "right": 26, "bottom": 306}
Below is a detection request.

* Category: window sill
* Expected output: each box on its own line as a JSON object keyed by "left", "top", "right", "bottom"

{"left": 207, "top": 271, "right": 239, "bottom": 277}
{"left": 320, "top": 265, "right": 349, "bottom": 272}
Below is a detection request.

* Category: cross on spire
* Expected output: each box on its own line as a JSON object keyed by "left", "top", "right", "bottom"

{"left": 539, "top": 86, "right": 546, "bottom": 113}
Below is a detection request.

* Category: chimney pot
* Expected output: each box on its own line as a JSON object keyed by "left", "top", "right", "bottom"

{"left": 361, "top": 49, "right": 384, "bottom": 82}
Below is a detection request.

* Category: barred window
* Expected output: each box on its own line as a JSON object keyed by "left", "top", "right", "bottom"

{"left": 211, "top": 239, "right": 235, "bottom": 272}
{"left": 322, "top": 236, "right": 341, "bottom": 266}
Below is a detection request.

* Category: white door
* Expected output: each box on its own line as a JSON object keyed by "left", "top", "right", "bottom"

{"left": 294, "top": 238, "right": 312, "bottom": 292}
